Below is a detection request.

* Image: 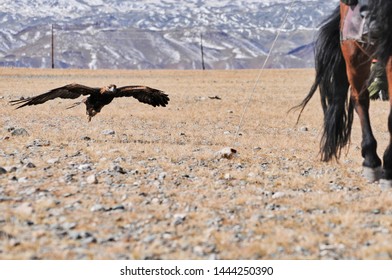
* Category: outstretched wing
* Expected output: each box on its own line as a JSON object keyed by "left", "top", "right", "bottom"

{"left": 9, "top": 83, "right": 99, "bottom": 109}
{"left": 114, "top": 86, "right": 169, "bottom": 107}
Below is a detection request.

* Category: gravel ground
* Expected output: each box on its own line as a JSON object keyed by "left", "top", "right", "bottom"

{"left": 1, "top": 68, "right": 392, "bottom": 259}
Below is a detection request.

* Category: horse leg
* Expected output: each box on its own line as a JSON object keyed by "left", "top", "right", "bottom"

{"left": 380, "top": 59, "right": 392, "bottom": 189}
{"left": 341, "top": 41, "right": 382, "bottom": 182}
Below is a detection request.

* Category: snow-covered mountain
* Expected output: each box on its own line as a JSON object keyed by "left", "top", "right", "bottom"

{"left": 0, "top": 0, "right": 339, "bottom": 69}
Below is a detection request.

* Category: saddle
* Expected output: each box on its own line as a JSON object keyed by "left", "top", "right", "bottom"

{"left": 341, "top": 1, "right": 372, "bottom": 43}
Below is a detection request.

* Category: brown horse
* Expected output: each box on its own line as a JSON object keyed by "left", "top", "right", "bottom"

{"left": 295, "top": 0, "right": 392, "bottom": 188}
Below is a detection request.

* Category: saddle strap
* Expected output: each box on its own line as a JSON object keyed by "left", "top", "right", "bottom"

{"left": 341, "top": 0, "right": 358, "bottom": 5}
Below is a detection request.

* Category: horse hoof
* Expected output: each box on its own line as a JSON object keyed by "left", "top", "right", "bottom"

{"left": 363, "top": 166, "right": 382, "bottom": 182}
{"left": 380, "top": 179, "right": 392, "bottom": 190}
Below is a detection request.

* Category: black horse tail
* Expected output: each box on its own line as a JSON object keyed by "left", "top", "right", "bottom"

{"left": 293, "top": 6, "right": 353, "bottom": 161}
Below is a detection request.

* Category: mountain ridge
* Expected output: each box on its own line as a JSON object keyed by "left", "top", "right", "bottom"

{"left": 0, "top": 0, "right": 339, "bottom": 69}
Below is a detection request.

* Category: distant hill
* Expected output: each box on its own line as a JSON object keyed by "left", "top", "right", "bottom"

{"left": 0, "top": 0, "right": 339, "bottom": 69}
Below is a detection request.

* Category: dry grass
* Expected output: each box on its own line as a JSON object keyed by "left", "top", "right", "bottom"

{"left": 1, "top": 68, "right": 392, "bottom": 259}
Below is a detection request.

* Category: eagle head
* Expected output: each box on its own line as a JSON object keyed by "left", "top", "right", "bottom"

{"left": 108, "top": 84, "right": 117, "bottom": 92}
{"left": 100, "top": 84, "right": 117, "bottom": 94}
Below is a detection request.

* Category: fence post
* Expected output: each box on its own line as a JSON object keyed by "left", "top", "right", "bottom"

{"left": 200, "top": 32, "right": 205, "bottom": 70}
{"left": 51, "top": 24, "right": 55, "bottom": 69}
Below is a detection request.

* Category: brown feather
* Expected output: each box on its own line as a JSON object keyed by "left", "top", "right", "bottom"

{"left": 9, "top": 83, "right": 99, "bottom": 109}
{"left": 114, "top": 86, "right": 169, "bottom": 107}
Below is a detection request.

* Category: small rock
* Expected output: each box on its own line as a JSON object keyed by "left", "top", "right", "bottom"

{"left": 78, "top": 164, "right": 92, "bottom": 171}
{"left": 300, "top": 126, "right": 309, "bottom": 132}
{"left": 90, "top": 204, "right": 105, "bottom": 212}
{"left": 18, "top": 177, "right": 28, "bottom": 183}
{"left": 113, "top": 157, "right": 126, "bottom": 163}
{"left": 130, "top": 170, "right": 139, "bottom": 175}
{"left": 193, "top": 246, "right": 204, "bottom": 256}
{"left": 0, "top": 167, "right": 7, "bottom": 175}
{"left": 173, "top": 213, "right": 187, "bottom": 226}
{"left": 143, "top": 235, "right": 156, "bottom": 244}
{"left": 14, "top": 202, "right": 34, "bottom": 216}
{"left": 158, "top": 172, "right": 167, "bottom": 181}
{"left": 372, "top": 209, "right": 381, "bottom": 215}
{"left": 102, "top": 129, "right": 115, "bottom": 135}
{"left": 81, "top": 136, "right": 91, "bottom": 141}
{"left": 86, "top": 174, "right": 98, "bottom": 184}
{"left": 195, "top": 96, "right": 206, "bottom": 101}
{"left": 113, "top": 165, "right": 127, "bottom": 174}
{"left": 215, "top": 147, "right": 237, "bottom": 159}
{"left": 9, "top": 166, "right": 17, "bottom": 173}
{"left": 162, "top": 232, "right": 173, "bottom": 240}
{"left": 69, "top": 231, "right": 96, "bottom": 244}
{"left": 31, "top": 139, "right": 50, "bottom": 147}
{"left": 63, "top": 174, "right": 75, "bottom": 183}
{"left": 47, "top": 158, "right": 59, "bottom": 164}
{"left": 25, "top": 162, "right": 36, "bottom": 168}
{"left": 62, "top": 222, "right": 77, "bottom": 230}
{"left": 272, "top": 192, "right": 286, "bottom": 199}
{"left": 11, "top": 128, "right": 29, "bottom": 137}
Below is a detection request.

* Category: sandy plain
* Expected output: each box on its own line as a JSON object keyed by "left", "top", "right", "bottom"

{"left": 1, "top": 67, "right": 392, "bottom": 259}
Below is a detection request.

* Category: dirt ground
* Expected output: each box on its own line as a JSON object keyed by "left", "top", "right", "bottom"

{"left": 1, "top": 67, "right": 392, "bottom": 260}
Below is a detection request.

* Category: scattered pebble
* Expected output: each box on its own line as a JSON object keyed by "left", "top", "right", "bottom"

{"left": 90, "top": 204, "right": 105, "bottom": 212}
{"left": 101, "top": 129, "right": 115, "bottom": 135}
{"left": 113, "top": 165, "right": 127, "bottom": 174}
{"left": 272, "top": 192, "right": 286, "bottom": 199}
{"left": 173, "top": 214, "right": 187, "bottom": 226}
{"left": 0, "top": 167, "right": 7, "bottom": 175}
{"left": 25, "top": 162, "right": 36, "bottom": 168}
{"left": 300, "top": 126, "right": 309, "bottom": 132}
{"left": 47, "top": 158, "right": 60, "bottom": 164}
{"left": 86, "top": 174, "right": 98, "bottom": 184}
{"left": 78, "top": 164, "right": 92, "bottom": 171}
{"left": 18, "top": 177, "right": 28, "bottom": 183}
{"left": 61, "top": 222, "right": 77, "bottom": 230}
{"left": 14, "top": 203, "right": 34, "bottom": 216}
{"left": 30, "top": 139, "right": 50, "bottom": 147}
{"left": 11, "top": 128, "right": 29, "bottom": 137}
{"left": 215, "top": 147, "right": 237, "bottom": 159}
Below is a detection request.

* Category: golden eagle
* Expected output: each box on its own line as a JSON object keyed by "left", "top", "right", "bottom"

{"left": 10, "top": 83, "right": 169, "bottom": 121}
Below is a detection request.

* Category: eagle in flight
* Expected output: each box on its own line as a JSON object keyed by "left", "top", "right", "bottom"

{"left": 10, "top": 83, "right": 169, "bottom": 121}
